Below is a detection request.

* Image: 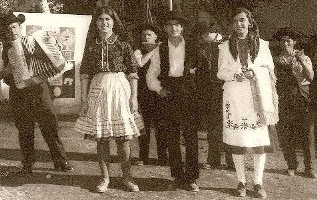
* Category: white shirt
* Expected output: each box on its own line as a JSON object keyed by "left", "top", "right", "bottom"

{"left": 146, "top": 46, "right": 162, "bottom": 94}
{"left": 168, "top": 38, "right": 185, "bottom": 77}
{"left": 146, "top": 38, "right": 186, "bottom": 94}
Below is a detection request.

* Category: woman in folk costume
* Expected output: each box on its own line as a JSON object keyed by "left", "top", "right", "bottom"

{"left": 75, "top": 6, "right": 143, "bottom": 192}
{"left": 217, "top": 7, "right": 278, "bottom": 198}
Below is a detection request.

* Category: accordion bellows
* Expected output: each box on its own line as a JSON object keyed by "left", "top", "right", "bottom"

{"left": 8, "top": 32, "right": 65, "bottom": 89}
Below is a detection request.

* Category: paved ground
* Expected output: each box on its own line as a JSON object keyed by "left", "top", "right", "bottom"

{"left": 0, "top": 121, "right": 317, "bottom": 200}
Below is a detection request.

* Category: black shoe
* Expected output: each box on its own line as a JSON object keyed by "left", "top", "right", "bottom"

{"left": 201, "top": 163, "right": 212, "bottom": 169}
{"left": 226, "top": 165, "right": 236, "bottom": 171}
{"left": 188, "top": 180, "right": 199, "bottom": 192}
{"left": 168, "top": 178, "right": 183, "bottom": 190}
{"left": 157, "top": 160, "right": 168, "bottom": 166}
{"left": 236, "top": 182, "right": 246, "bottom": 197}
{"left": 55, "top": 161, "right": 74, "bottom": 172}
{"left": 134, "top": 160, "right": 144, "bottom": 166}
{"left": 254, "top": 184, "right": 267, "bottom": 199}
{"left": 16, "top": 166, "right": 33, "bottom": 176}
{"left": 304, "top": 169, "right": 317, "bottom": 179}
{"left": 287, "top": 169, "right": 296, "bottom": 176}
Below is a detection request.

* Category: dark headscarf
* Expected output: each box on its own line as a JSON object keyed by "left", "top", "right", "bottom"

{"left": 229, "top": 7, "right": 260, "bottom": 63}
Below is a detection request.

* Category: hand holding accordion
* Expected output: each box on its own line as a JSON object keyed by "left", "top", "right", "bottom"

{"left": 8, "top": 30, "right": 65, "bottom": 89}
{"left": 30, "top": 30, "right": 65, "bottom": 79}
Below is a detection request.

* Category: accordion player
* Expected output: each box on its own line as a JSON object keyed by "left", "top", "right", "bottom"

{"left": 2, "top": 30, "right": 65, "bottom": 89}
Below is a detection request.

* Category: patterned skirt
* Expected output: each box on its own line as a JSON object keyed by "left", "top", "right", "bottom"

{"left": 75, "top": 72, "right": 144, "bottom": 140}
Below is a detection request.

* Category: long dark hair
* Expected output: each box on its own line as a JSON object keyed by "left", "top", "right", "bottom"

{"left": 229, "top": 7, "right": 260, "bottom": 63}
{"left": 89, "top": 6, "right": 125, "bottom": 39}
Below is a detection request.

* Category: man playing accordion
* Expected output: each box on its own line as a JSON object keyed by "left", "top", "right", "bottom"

{"left": 0, "top": 11, "right": 73, "bottom": 175}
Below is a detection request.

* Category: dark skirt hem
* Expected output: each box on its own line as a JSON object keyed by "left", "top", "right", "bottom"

{"left": 84, "top": 133, "right": 139, "bottom": 141}
{"left": 226, "top": 145, "right": 273, "bottom": 154}
{"left": 226, "top": 125, "right": 280, "bottom": 154}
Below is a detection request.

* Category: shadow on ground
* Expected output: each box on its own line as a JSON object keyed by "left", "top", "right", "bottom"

{"left": 0, "top": 165, "right": 172, "bottom": 192}
{"left": 0, "top": 148, "right": 157, "bottom": 165}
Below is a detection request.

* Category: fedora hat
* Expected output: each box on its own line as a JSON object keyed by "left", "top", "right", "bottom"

{"left": 164, "top": 10, "right": 188, "bottom": 25}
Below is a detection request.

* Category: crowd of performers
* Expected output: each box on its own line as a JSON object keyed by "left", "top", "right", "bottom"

{"left": 0, "top": 5, "right": 316, "bottom": 199}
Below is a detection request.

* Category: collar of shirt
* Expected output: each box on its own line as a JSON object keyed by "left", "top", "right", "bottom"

{"left": 168, "top": 37, "right": 185, "bottom": 77}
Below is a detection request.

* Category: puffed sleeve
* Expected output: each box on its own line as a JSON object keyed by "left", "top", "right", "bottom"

{"left": 122, "top": 42, "right": 138, "bottom": 79}
{"left": 217, "top": 42, "right": 236, "bottom": 81}
{"left": 134, "top": 49, "right": 143, "bottom": 67}
{"left": 80, "top": 37, "right": 95, "bottom": 79}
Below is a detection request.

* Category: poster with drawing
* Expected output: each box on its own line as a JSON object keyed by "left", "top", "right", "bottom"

{"left": 1, "top": 12, "right": 92, "bottom": 115}
{"left": 25, "top": 25, "right": 77, "bottom": 99}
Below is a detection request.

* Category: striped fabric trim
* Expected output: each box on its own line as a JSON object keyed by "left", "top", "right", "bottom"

{"left": 75, "top": 112, "right": 143, "bottom": 139}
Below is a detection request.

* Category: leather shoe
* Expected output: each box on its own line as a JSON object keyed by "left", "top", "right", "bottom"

{"left": 122, "top": 178, "right": 139, "bottom": 192}
{"left": 236, "top": 182, "right": 246, "bottom": 197}
{"left": 16, "top": 166, "right": 33, "bottom": 176}
{"left": 168, "top": 178, "right": 183, "bottom": 190}
{"left": 134, "top": 160, "right": 144, "bottom": 166}
{"left": 287, "top": 169, "right": 296, "bottom": 176}
{"left": 188, "top": 180, "right": 199, "bottom": 192}
{"left": 96, "top": 178, "right": 109, "bottom": 193}
{"left": 55, "top": 162, "right": 74, "bottom": 172}
{"left": 254, "top": 184, "right": 267, "bottom": 199}
{"left": 226, "top": 165, "right": 236, "bottom": 171}
{"left": 304, "top": 169, "right": 317, "bottom": 179}
{"left": 201, "top": 163, "right": 211, "bottom": 170}
{"left": 157, "top": 160, "right": 168, "bottom": 166}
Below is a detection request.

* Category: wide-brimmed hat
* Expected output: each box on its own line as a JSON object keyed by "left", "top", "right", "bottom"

{"left": 272, "top": 27, "right": 302, "bottom": 41}
{"left": 0, "top": 11, "right": 25, "bottom": 40}
{"left": 163, "top": 10, "right": 188, "bottom": 25}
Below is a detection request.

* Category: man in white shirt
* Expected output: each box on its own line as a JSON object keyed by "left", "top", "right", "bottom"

{"left": 146, "top": 10, "right": 200, "bottom": 192}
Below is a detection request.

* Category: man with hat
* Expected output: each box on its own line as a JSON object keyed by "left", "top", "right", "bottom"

{"left": 133, "top": 23, "right": 169, "bottom": 166}
{"left": 147, "top": 10, "right": 200, "bottom": 191}
{"left": 1, "top": 11, "right": 73, "bottom": 175}
{"left": 273, "top": 27, "right": 316, "bottom": 178}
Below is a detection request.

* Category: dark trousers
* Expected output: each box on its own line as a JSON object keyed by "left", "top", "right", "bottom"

{"left": 138, "top": 89, "right": 168, "bottom": 163}
{"left": 197, "top": 83, "right": 233, "bottom": 167}
{"left": 278, "top": 96, "right": 315, "bottom": 170}
{"left": 206, "top": 133, "right": 234, "bottom": 167}
{"left": 159, "top": 77, "right": 199, "bottom": 181}
{"left": 10, "top": 84, "right": 68, "bottom": 167}
{"left": 138, "top": 110, "right": 169, "bottom": 163}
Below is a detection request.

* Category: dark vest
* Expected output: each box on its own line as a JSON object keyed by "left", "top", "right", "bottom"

{"left": 158, "top": 38, "right": 197, "bottom": 89}
{"left": 137, "top": 48, "right": 152, "bottom": 93}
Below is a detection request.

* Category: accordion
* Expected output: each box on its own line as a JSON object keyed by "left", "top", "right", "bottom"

{"left": 7, "top": 30, "right": 65, "bottom": 89}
